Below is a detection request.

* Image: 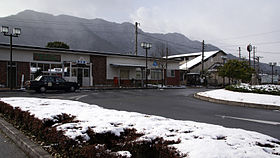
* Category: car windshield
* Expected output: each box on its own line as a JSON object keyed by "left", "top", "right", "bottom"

{"left": 34, "top": 76, "right": 42, "bottom": 81}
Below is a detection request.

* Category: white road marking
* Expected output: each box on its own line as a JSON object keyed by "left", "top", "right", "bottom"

{"left": 69, "top": 95, "right": 88, "bottom": 100}
{"left": 216, "top": 115, "right": 280, "bottom": 126}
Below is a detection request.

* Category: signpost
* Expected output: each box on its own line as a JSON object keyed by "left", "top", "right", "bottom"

{"left": 247, "top": 44, "right": 252, "bottom": 66}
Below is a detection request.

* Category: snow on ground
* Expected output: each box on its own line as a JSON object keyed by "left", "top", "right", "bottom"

{"left": 198, "top": 89, "right": 280, "bottom": 106}
{"left": 1, "top": 97, "right": 280, "bottom": 158}
{"left": 232, "top": 83, "right": 280, "bottom": 92}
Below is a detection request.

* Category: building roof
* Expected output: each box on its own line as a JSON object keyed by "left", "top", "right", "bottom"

{"left": 0, "top": 43, "right": 179, "bottom": 62}
{"left": 167, "top": 52, "right": 202, "bottom": 59}
{"left": 179, "top": 50, "right": 225, "bottom": 70}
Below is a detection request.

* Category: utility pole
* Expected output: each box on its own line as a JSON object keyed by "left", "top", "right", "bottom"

{"left": 256, "top": 56, "right": 263, "bottom": 75}
{"left": 201, "top": 40, "right": 205, "bottom": 82}
{"left": 135, "top": 22, "right": 139, "bottom": 56}
{"left": 269, "top": 62, "right": 277, "bottom": 84}
{"left": 253, "top": 46, "right": 256, "bottom": 70}
{"left": 165, "top": 45, "right": 168, "bottom": 86}
{"left": 256, "top": 56, "right": 260, "bottom": 74}
{"left": 255, "top": 56, "right": 262, "bottom": 83}
{"left": 238, "top": 47, "right": 241, "bottom": 60}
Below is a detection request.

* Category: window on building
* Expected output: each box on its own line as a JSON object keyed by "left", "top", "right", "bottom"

{"left": 120, "top": 69, "right": 129, "bottom": 79}
{"left": 151, "top": 69, "right": 162, "bottom": 80}
{"left": 51, "top": 64, "right": 62, "bottom": 69}
{"left": 50, "top": 64, "right": 62, "bottom": 73}
{"left": 167, "top": 70, "right": 175, "bottom": 77}
{"left": 38, "top": 63, "right": 43, "bottom": 70}
{"left": 136, "top": 70, "right": 142, "bottom": 79}
{"left": 31, "top": 62, "right": 37, "bottom": 68}
{"left": 64, "top": 63, "right": 70, "bottom": 77}
{"left": 72, "top": 68, "right": 77, "bottom": 77}
{"left": 43, "top": 64, "right": 50, "bottom": 71}
{"left": 84, "top": 69, "right": 89, "bottom": 77}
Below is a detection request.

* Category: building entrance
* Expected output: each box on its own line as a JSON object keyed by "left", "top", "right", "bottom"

{"left": 77, "top": 68, "right": 83, "bottom": 87}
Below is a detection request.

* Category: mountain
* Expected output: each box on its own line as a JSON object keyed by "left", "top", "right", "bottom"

{"left": 0, "top": 10, "right": 219, "bottom": 56}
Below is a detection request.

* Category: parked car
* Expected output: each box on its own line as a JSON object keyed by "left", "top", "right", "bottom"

{"left": 25, "top": 75, "right": 80, "bottom": 93}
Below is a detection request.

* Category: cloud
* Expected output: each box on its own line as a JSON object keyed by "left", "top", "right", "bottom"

{"left": 1, "top": 0, "right": 280, "bottom": 63}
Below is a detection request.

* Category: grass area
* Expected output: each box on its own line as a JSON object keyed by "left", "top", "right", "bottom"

{"left": 226, "top": 83, "right": 280, "bottom": 96}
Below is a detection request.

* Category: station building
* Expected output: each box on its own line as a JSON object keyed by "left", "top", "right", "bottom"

{"left": 0, "top": 43, "right": 180, "bottom": 88}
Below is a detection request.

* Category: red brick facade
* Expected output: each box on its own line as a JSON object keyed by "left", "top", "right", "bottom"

{"left": 0, "top": 61, "right": 7, "bottom": 86}
{"left": 90, "top": 55, "right": 107, "bottom": 85}
{"left": 166, "top": 70, "right": 180, "bottom": 86}
{"left": 0, "top": 61, "right": 30, "bottom": 88}
{"left": 16, "top": 62, "right": 30, "bottom": 87}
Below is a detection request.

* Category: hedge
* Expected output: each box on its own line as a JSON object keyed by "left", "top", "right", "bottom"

{"left": 0, "top": 101, "right": 185, "bottom": 158}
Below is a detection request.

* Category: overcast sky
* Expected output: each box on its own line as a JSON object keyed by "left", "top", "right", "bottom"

{"left": 1, "top": 0, "right": 280, "bottom": 64}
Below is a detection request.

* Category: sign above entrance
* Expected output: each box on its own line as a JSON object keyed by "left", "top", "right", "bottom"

{"left": 76, "top": 57, "right": 87, "bottom": 64}
{"left": 33, "top": 53, "right": 61, "bottom": 62}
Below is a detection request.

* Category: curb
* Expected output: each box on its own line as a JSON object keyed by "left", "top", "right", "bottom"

{"left": 0, "top": 89, "right": 25, "bottom": 92}
{"left": 194, "top": 93, "right": 280, "bottom": 110}
{"left": 0, "top": 116, "right": 52, "bottom": 158}
{"left": 80, "top": 87, "right": 186, "bottom": 91}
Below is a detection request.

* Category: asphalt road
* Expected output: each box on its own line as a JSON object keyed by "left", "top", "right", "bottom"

{"left": 1, "top": 88, "right": 280, "bottom": 140}
{"left": 0, "top": 129, "right": 28, "bottom": 158}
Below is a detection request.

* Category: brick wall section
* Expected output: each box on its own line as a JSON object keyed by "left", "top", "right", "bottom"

{"left": 90, "top": 55, "right": 107, "bottom": 85}
{"left": 167, "top": 70, "right": 180, "bottom": 86}
{"left": 17, "top": 62, "right": 30, "bottom": 87}
{"left": 0, "top": 61, "right": 7, "bottom": 86}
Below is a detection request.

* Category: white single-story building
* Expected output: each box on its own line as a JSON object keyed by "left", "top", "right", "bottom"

{"left": 0, "top": 43, "right": 181, "bottom": 88}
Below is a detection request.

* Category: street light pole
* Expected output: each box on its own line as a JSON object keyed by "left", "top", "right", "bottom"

{"left": 269, "top": 62, "right": 277, "bottom": 84}
{"left": 10, "top": 34, "right": 12, "bottom": 90}
{"left": 1, "top": 26, "right": 21, "bottom": 90}
{"left": 145, "top": 48, "right": 148, "bottom": 87}
{"left": 141, "top": 42, "right": 152, "bottom": 88}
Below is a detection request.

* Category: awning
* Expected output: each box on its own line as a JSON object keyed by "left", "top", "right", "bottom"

{"left": 110, "top": 63, "right": 146, "bottom": 68}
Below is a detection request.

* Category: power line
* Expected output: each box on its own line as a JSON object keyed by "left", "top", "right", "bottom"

{"left": 207, "top": 29, "right": 280, "bottom": 42}
{"left": 255, "top": 41, "right": 280, "bottom": 46}
{"left": 257, "top": 50, "right": 279, "bottom": 54}
{"left": 138, "top": 32, "right": 202, "bottom": 51}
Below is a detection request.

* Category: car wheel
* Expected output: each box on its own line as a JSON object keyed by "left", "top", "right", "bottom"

{"left": 70, "top": 86, "right": 76, "bottom": 92}
{"left": 40, "top": 86, "right": 46, "bottom": 93}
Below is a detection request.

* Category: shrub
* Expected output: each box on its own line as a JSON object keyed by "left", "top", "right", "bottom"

{"left": 225, "top": 84, "right": 280, "bottom": 96}
{"left": 0, "top": 101, "right": 185, "bottom": 157}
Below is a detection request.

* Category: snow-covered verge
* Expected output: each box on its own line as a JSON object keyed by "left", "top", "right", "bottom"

{"left": 198, "top": 89, "right": 280, "bottom": 107}
{"left": 226, "top": 83, "right": 280, "bottom": 96}
{"left": 1, "top": 97, "right": 280, "bottom": 158}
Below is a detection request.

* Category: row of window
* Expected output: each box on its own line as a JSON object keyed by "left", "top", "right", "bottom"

{"left": 120, "top": 69, "right": 175, "bottom": 80}
{"left": 30, "top": 62, "right": 175, "bottom": 80}
{"left": 30, "top": 62, "right": 90, "bottom": 77}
